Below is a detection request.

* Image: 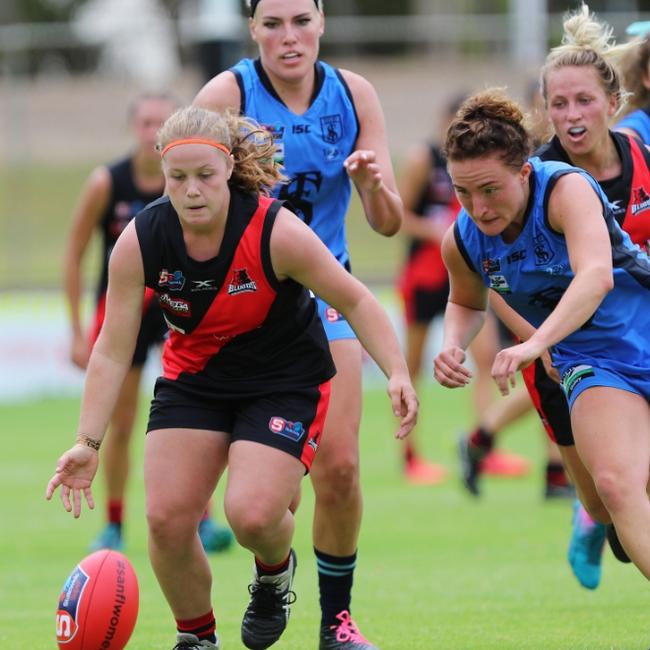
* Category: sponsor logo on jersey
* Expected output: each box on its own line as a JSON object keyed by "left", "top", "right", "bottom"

{"left": 561, "top": 364, "right": 594, "bottom": 398}
{"left": 158, "top": 269, "right": 186, "bottom": 291}
{"left": 191, "top": 279, "right": 218, "bottom": 292}
{"left": 227, "top": 268, "right": 257, "bottom": 295}
{"left": 308, "top": 438, "right": 318, "bottom": 451}
{"left": 268, "top": 416, "right": 305, "bottom": 441}
{"left": 544, "top": 263, "right": 568, "bottom": 275}
{"left": 482, "top": 257, "right": 501, "bottom": 274}
{"left": 56, "top": 565, "right": 90, "bottom": 643}
{"left": 159, "top": 293, "right": 191, "bottom": 316}
{"left": 488, "top": 274, "right": 511, "bottom": 294}
{"left": 163, "top": 314, "right": 186, "bottom": 333}
{"left": 533, "top": 232, "right": 555, "bottom": 265}
{"left": 507, "top": 249, "right": 526, "bottom": 264}
{"left": 261, "top": 123, "right": 285, "bottom": 164}
{"left": 323, "top": 147, "right": 341, "bottom": 161}
{"left": 320, "top": 114, "right": 343, "bottom": 144}
{"left": 630, "top": 186, "right": 650, "bottom": 215}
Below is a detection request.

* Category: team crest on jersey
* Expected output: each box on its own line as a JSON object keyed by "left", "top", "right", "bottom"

{"left": 482, "top": 257, "right": 501, "bottom": 274}
{"left": 269, "top": 416, "right": 305, "bottom": 441}
{"left": 159, "top": 293, "right": 191, "bottom": 317}
{"left": 488, "top": 274, "right": 511, "bottom": 294}
{"left": 158, "top": 269, "right": 186, "bottom": 291}
{"left": 630, "top": 186, "right": 650, "bottom": 215}
{"left": 227, "top": 268, "right": 257, "bottom": 295}
{"left": 533, "top": 232, "right": 555, "bottom": 266}
{"left": 321, "top": 114, "right": 343, "bottom": 144}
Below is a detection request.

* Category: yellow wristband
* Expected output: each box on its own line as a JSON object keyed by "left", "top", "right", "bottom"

{"left": 76, "top": 433, "right": 101, "bottom": 451}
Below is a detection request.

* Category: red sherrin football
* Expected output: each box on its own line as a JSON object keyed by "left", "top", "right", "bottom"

{"left": 56, "top": 549, "right": 139, "bottom": 649}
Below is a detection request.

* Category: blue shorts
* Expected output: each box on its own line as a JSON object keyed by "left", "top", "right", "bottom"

{"left": 316, "top": 297, "right": 356, "bottom": 342}
{"left": 561, "top": 363, "right": 650, "bottom": 410}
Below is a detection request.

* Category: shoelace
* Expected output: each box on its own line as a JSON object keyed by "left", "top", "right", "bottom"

{"left": 247, "top": 581, "right": 296, "bottom": 615}
{"left": 330, "top": 610, "right": 370, "bottom": 643}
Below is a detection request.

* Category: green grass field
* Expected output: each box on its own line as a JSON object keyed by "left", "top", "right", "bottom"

{"left": 3, "top": 385, "right": 650, "bottom": 649}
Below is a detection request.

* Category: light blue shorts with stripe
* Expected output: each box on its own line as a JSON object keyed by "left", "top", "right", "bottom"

{"left": 561, "top": 363, "right": 650, "bottom": 409}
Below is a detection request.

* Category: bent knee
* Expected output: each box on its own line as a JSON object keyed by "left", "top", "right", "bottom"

{"left": 593, "top": 470, "right": 639, "bottom": 512}
{"left": 228, "top": 508, "right": 279, "bottom": 547}
{"left": 146, "top": 506, "right": 197, "bottom": 544}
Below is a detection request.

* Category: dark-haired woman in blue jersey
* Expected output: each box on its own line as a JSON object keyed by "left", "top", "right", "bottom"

{"left": 434, "top": 87, "right": 650, "bottom": 587}
{"left": 193, "top": 1, "right": 402, "bottom": 648}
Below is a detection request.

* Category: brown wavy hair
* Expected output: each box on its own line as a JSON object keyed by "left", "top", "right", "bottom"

{"left": 444, "top": 88, "right": 531, "bottom": 169}
{"left": 619, "top": 36, "right": 650, "bottom": 113}
{"left": 157, "top": 106, "right": 287, "bottom": 196}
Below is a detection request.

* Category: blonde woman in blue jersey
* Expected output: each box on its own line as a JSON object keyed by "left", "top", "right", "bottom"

{"left": 193, "top": 2, "right": 402, "bottom": 648}
{"left": 434, "top": 88, "right": 650, "bottom": 584}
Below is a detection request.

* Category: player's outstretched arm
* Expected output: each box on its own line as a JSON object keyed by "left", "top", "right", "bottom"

{"left": 270, "top": 207, "right": 418, "bottom": 438}
{"left": 46, "top": 222, "right": 145, "bottom": 515}
{"left": 434, "top": 226, "right": 487, "bottom": 388}
{"left": 340, "top": 70, "right": 403, "bottom": 237}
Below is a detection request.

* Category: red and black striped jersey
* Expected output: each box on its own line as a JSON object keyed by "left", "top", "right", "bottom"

{"left": 135, "top": 189, "right": 336, "bottom": 399}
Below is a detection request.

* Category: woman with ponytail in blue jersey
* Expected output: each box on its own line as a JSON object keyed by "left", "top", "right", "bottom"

{"left": 434, "top": 87, "right": 650, "bottom": 588}
{"left": 193, "top": 2, "right": 403, "bottom": 649}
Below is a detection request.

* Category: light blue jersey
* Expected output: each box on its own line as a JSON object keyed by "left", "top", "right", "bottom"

{"left": 455, "top": 157, "right": 650, "bottom": 399}
{"left": 615, "top": 108, "right": 650, "bottom": 144}
{"left": 232, "top": 57, "right": 360, "bottom": 341}
{"left": 232, "top": 57, "right": 359, "bottom": 269}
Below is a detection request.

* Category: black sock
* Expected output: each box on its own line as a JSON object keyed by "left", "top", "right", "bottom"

{"left": 469, "top": 427, "right": 494, "bottom": 458}
{"left": 546, "top": 461, "right": 568, "bottom": 487}
{"left": 315, "top": 547, "right": 356, "bottom": 628}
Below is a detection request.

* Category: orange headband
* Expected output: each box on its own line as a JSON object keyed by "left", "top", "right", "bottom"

{"left": 160, "top": 138, "right": 231, "bottom": 158}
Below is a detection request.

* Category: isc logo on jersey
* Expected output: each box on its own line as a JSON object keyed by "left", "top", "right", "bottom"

{"left": 269, "top": 417, "right": 305, "bottom": 441}
{"left": 56, "top": 566, "right": 89, "bottom": 643}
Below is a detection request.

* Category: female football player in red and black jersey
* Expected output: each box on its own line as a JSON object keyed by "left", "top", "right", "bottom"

{"left": 47, "top": 106, "right": 417, "bottom": 650}
{"left": 63, "top": 93, "right": 233, "bottom": 556}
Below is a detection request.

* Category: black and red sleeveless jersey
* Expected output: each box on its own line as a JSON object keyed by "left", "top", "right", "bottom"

{"left": 135, "top": 189, "right": 336, "bottom": 399}
{"left": 97, "top": 157, "right": 165, "bottom": 298}
{"left": 536, "top": 132, "right": 650, "bottom": 251}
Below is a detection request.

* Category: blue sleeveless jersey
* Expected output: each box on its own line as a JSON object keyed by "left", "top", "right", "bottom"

{"left": 454, "top": 157, "right": 650, "bottom": 376}
{"left": 231, "top": 58, "right": 359, "bottom": 267}
{"left": 615, "top": 108, "right": 650, "bottom": 144}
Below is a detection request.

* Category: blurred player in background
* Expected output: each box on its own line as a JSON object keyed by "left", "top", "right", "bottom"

{"left": 193, "top": 1, "right": 405, "bottom": 647}
{"left": 615, "top": 21, "right": 650, "bottom": 142}
{"left": 47, "top": 105, "right": 418, "bottom": 650}
{"left": 63, "top": 92, "right": 233, "bottom": 554}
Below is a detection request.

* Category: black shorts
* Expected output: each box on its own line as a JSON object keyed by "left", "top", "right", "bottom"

{"left": 146, "top": 379, "right": 331, "bottom": 471}
{"left": 404, "top": 286, "right": 449, "bottom": 326}
{"left": 132, "top": 302, "right": 167, "bottom": 366}
{"left": 90, "top": 297, "right": 166, "bottom": 367}
{"left": 522, "top": 357, "right": 574, "bottom": 447}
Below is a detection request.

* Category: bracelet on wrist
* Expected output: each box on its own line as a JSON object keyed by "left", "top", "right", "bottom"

{"left": 76, "top": 433, "right": 101, "bottom": 451}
